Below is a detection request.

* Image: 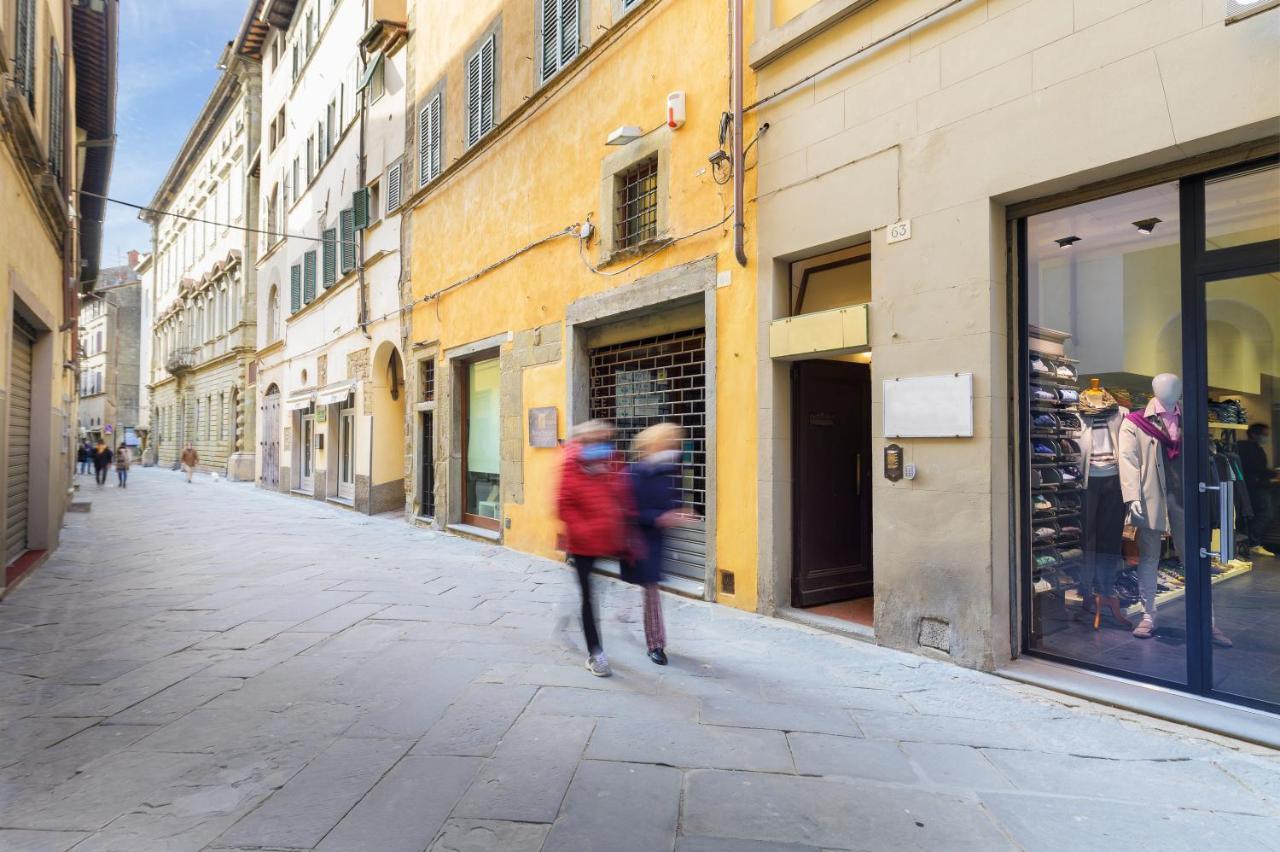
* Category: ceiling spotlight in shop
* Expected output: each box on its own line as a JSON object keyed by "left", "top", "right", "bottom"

{"left": 1055, "top": 235, "right": 1081, "bottom": 248}
{"left": 1133, "top": 217, "right": 1162, "bottom": 234}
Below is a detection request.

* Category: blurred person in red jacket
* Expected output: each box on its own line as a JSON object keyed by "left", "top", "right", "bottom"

{"left": 556, "top": 419, "right": 631, "bottom": 677}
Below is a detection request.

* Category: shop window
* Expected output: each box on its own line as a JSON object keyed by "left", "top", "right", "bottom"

{"left": 614, "top": 155, "right": 658, "bottom": 250}
{"left": 463, "top": 358, "right": 501, "bottom": 529}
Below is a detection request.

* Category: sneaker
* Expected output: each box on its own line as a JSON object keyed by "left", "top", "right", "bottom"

{"left": 648, "top": 648, "right": 668, "bottom": 666}
{"left": 1253, "top": 545, "right": 1277, "bottom": 559}
{"left": 1133, "top": 616, "right": 1155, "bottom": 639}
{"left": 1211, "top": 625, "right": 1234, "bottom": 648}
{"left": 586, "top": 654, "right": 611, "bottom": 677}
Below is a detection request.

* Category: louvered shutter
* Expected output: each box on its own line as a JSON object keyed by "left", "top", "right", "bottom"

{"left": 48, "top": 43, "right": 63, "bottom": 181}
{"left": 418, "top": 100, "right": 431, "bottom": 185}
{"left": 290, "top": 264, "right": 302, "bottom": 313}
{"left": 303, "top": 251, "right": 317, "bottom": 304}
{"left": 352, "top": 188, "right": 369, "bottom": 230}
{"left": 386, "top": 162, "right": 402, "bottom": 212}
{"left": 480, "top": 36, "right": 496, "bottom": 137}
{"left": 560, "top": 0, "right": 579, "bottom": 68}
{"left": 322, "top": 228, "right": 337, "bottom": 286}
{"left": 541, "top": 0, "right": 559, "bottom": 82}
{"left": 466, "top": 50, "right": 482, "bottom": 146}
{"left": 429, "top": 95, "right": 442, "bottom": 178}
{"left": 340, "top": 208, "right": 356, "bottom": 273}
{"left": 15, "top": 0, "right": 36, "bottom": 108}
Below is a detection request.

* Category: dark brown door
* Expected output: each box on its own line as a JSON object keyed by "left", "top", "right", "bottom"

{"left": 792, "top": 360, "right": 872, "bottom": 607}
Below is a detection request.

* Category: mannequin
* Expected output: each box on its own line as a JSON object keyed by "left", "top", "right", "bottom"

{"left": 1078, "top": 378, "right": 1129, "bottom": 627}
{"left": 1118, "top": 374, "right": 1183, "bottom": 638}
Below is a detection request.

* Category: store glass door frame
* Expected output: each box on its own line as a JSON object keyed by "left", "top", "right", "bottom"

{"left": 1016, "top": 155, "right": 1280, "bottom": 713}
{"left": 300, "top": 412, "right": 315, "bottom": 493}
{"left": 337, "top": 405, "right": 355, "bottom": 501}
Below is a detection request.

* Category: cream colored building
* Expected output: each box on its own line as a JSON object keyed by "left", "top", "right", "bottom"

{"left": 143, "top": 48, "right": 260, "bottom": 478}
{"left": 237, "top": 0, "right": 409, "bottom": 513}
{"left": 1, "top": 0, "right": 116, "bottom": 591}
{"left": 752, "top": 0, "right": 1280, "bottom": 721}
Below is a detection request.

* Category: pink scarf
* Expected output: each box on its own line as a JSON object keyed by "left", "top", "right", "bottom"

{"left": 1126, "top": 410, "right": 1181, "bottom": 460}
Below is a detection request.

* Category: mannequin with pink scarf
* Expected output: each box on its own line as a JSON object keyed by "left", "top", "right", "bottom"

{"left": 1118, "top": 373, "right": 1232, "bottom": 646}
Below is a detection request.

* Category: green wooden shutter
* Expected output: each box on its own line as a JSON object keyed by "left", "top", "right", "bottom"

{"left": 352, "top": 188, "right": 369, "bottom": 230}
{"left": 322, "top": 228, "right": 337, "bottom": 287}
{"left": 15, "top": 0, "right": 36, "bottom": 108}
{"left": 303, "top": 251, "right": 317, "bottom": 303}
{"left": 48, "top": 41, "right": 63, "bottom": 182}
{"left": 340, "top": 208, "right": 356, "bottom": 274}
{"left": 290, "top": 264, "right": 302, "bottom": 313}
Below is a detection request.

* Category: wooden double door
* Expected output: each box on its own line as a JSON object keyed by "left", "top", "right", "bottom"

{"left": 792, "top": 360, "right": 873, "bottom": 608}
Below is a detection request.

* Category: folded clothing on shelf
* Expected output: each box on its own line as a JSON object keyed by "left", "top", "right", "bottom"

{"left": 1033, "top": 440, "right": 1057, "bottom": 459}
{"left": 1055, "top": 363, "right": 1077, "bottom": 381}
{"left": 1033, "top": 387, "right": 1059, "bottom": 402}
{"left": 1058, "top": 412, "right": 1083, "bottom": 430}
{"left": 1058, "top": 388, "right": 1080, "bottom": 404}
{"left": 1033, "top": 413, "right": 1060, "bottom": 430}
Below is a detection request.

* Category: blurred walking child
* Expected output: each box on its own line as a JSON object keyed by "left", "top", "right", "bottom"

{"left": 115, "top": 445, "right": 131, "bottom": 488}
{"left": 628, "top": 423, "right": 696, "bottom": 666}
{"left": 556, "top": 420, "right": 631, "bottom": 677}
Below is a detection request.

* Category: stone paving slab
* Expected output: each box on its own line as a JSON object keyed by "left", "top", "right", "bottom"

{"left": 0, "top": 470, "right": 1275, "bottom": 850}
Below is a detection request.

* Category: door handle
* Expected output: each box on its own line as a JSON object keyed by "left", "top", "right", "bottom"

{"left": 1199, "top": 480, "right": 1235, "bottom": 563}
{"left": 856, "top": 453, "right": 862, "bottom": 496}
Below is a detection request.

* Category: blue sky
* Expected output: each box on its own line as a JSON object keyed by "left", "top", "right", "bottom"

{"left": 101, "top": 0, "right": 249, "bottom": 268}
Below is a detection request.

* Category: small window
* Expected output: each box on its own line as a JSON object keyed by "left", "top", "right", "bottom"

{"left": 271, "top": 36, "right": 280, "bottom": 72}
{"left": 421, "top": 358, "right": 435, "bottom": 402}
{"left": 306, "top": 135, "right": 315, "bottom": 183}
{"left": 386, "top": 161, "right": 403, "bottom": 213}
{"left": 540, "top": 0, "right": 580, "bottom": 83}
{"left": 614, "top": 155, "right": 658, "bottom": 249}
{"left": 368, "top": 182, "right": 382, "bottom": 225}
{"left": 418, "top": 94, "right": 442, "bottom": 185}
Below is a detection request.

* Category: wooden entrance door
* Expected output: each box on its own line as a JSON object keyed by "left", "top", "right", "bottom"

{"left": 792, "top": 360, "right": 873, "bottom": 607}
{"left": 260, "top": 389, "right": 280, "bottom": 490}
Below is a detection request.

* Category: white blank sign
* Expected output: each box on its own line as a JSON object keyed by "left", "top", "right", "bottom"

{"left": 883, "top": 373, "right": 974, "bottom": 438}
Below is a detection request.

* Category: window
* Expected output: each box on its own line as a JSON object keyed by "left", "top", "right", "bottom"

{"left": 421, "top": 358, "right": 435, "bottom": 402}
{"left": 291, "top": 157, "right": 301, "bottom": 202}
{"left": 322, "top": 228, "right": 337, "bottom": 286}
{"left": 267, "top": 186, "right": 280, "bottom": 245}
{"left": 14, "top": 0, "right": 36, "bottom": 109}
{"left": 614, "top": 154, "right": 658, "bottom": 249}
{"left": 218, "top": 393, "right": 225, "bottom": 441}
{"left": 268, "top": 285, "right": 280, "bottom": 340}
{"left": 48, "top": 38, "right": 64, "bottom": 182}
{"left": 290, "top": 264, "right": 302, "bottom": 313}
{"left": 465, "top": 34, "right": 497, "bottom": 147}
{"left": 540, "top": 0, "right": 580, "bottom": 83}
{"left": 368, "top": 182, "right": 382, "bottom": 226}
{"left": 327, "top": 100, "right": 337, "bottom": 153}
{"left": 270, "top": 35, "right": 280, "bottom": 72}
{"left": 292, "top": 41, "right": 300, "bottom": 82}
{"left": 304, "top": 11, "right": 315, "bottom": 55}
{"left": 385, "top": 161, "right": 403, "bottom": 213}
{"left": 306, "top": 135, "right": 315, "bottom": 183}
{"left": 317, "top": 119, "right": 326, "bottom": 165}
{"left": 339, "top": 208, "right": 356, "bottom": 274}
{"left": 418, "top": 94, "right": 442, "bottom": 185}
{"left": 303, "top": 250, "right": 317, "bottom": 304}
{"left": 463, "top": 358, "right": 501, "bottom": 529}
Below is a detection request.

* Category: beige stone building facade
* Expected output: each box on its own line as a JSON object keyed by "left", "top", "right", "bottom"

{"left": 751, "top": 0, "right": 1279, "bottom": 720}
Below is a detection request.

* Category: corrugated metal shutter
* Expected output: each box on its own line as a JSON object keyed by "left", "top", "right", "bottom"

{"left": 303, "top": 251, "right": 317, "bottom": 303}
{"left": 290, "top": 264, "right": 302, "bottom": 312}
{"left": 589, "top": 328, "right": 708, "bottom": 582}
{"left": 339, "top": 208, "right": 356, "bottom": 274}
{"left": 322, "top": 228, "right": 337, "bottom": 287}
{"left": 7, "top": 320, "right": 35, "bottom": 563}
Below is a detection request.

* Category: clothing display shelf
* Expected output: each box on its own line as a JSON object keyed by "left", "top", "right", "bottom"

{"left": 1028, "top": 340, "right": 1084, "bottom": 596}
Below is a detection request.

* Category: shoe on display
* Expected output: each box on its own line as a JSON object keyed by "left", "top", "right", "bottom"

{"left": 648, "top": 648, "right": 668, "bottom": 666}
{"left": 1211, "top": 625, "right": 1234, "bottom": 648}
{"left": 1133, "top": 616, "right": 1155, "bottom": 639}
{"left": 586, "top": 654, "right": 611, "bottom": 677}
{"left": 1253, "top": 545, "right": 1277, "bottom": 559}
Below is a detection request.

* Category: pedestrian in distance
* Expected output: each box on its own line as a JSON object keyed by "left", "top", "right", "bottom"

{"left": 115, "top": 445, "right": 132, "bottom": 488}
{"left": 77, "top": 440, "right": 92, "bottom": 475}
{"left": 556, "top": 419, "right": 632, "bottom": 678}
{"left": 181, "top": 444, "right": 199, "bottom": 483}
{"left": 92, "top": 439, "right": 113, "bottom": 486}
{"left": 627, "top": 422, "right": 697, "bottom": 666}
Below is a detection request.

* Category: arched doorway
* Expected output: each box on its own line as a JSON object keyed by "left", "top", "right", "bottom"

{"left": 260, "top": 383, "right": 281, "bottom": 491}
{"left": 369, "top": 342, "right": 406, "bottom": 513}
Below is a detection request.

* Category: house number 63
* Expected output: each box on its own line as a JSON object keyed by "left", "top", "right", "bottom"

{"left": 887, "top": 220, "right": 912, "bottom": 244}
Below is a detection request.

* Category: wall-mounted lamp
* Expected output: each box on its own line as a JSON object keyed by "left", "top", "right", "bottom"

{"left": 1132, "top": 217, "right": 1162, "bottom": 235}
{"left": 606, "top": 125, "right": 644, "bottom": 146}
{"left": 1054, "top": 236, "right": 1081, "bottom": 249}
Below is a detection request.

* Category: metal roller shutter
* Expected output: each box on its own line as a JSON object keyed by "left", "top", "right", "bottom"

{"left": 589, "top": 328, "right": 707, "bottom": 582}
{"left": 7, "top": 320, "right": 35, "bottom": 563}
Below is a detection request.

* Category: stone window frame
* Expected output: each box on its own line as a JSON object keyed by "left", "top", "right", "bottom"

{"left": 610, "top": 0, "right": 647, "bottom": 25}
{"left": 535, "top": 0, "right": 588, "bottom": 87}
{"left": 597, "top": 127, "right": 672, "bottom": 265}
{"left": 463, "top": 17, "right": 503, "bottom": 151}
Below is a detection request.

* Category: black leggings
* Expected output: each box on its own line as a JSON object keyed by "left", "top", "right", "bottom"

{"left": 570, "top": 554, "right": 602, "bottom": 656}
{"left": 95, "top": 466, "right": 108, "bottom": 485}
{"left": 1081, "top": 475, "right": 1124, "bottom": 597}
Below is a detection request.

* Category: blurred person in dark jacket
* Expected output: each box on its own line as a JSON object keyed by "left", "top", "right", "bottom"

{"left": 556, "top": 420, "right": 631, "bottom": 677}
{"left": 1240, "top": 423, "right": 1276, "bottom": 558}
{"left": 627, "top": 423, "right": 696, "bottom": 666}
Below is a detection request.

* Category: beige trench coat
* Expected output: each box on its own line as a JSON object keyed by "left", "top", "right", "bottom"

{"left": 1118, "top": 400, "right": 1177, "bottom": 533}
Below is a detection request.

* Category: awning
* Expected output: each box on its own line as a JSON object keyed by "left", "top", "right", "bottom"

{"left": 357, "top": 51, "right": 384, "bottom": 92}
{"left": 285, "top": 390, "right": 316, "bottom": 411}
{"left": 317, "top": 380, "right": 358, "bottom": 407}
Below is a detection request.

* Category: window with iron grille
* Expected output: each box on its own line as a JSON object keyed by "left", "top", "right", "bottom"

{"left": 465, "top": 34, "right": 497, "bottom": 147}
{"left": 420, "top": 358, "right": 435, "bottom": 402}
{"left": 588, "top": 328, "right": 706, "bottom": 516}
{"left": 15, "top": 0, "right": 36, "bottom": 110}
{"left": 614, "top": 155, "right": 658, "bottom": 250}
{"left": 539, "top": 0, "right": 579, "bottom": 83}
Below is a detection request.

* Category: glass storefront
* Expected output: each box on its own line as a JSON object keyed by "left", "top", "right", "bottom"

{"left": 464, "top": 358, "right": 501, "bottom": 528}
{"left": 1021, "top": 159, "right": 1280, "bottom": 712}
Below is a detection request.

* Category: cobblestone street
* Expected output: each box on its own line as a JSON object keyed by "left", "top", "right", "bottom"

{"left": 0, "top": 469, "right": 1275, "bottom": 851}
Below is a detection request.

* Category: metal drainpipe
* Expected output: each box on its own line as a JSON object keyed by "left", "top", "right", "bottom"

{"left": 732, "top": 0, "right": 747, "bottom": 267}
{"left": 357, "top": 1, "right": 371, "bottom": 339}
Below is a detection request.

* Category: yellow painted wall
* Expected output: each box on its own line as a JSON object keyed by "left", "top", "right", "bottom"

{"left": 409, "top": 0, "right": 759, "bottom": 610}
